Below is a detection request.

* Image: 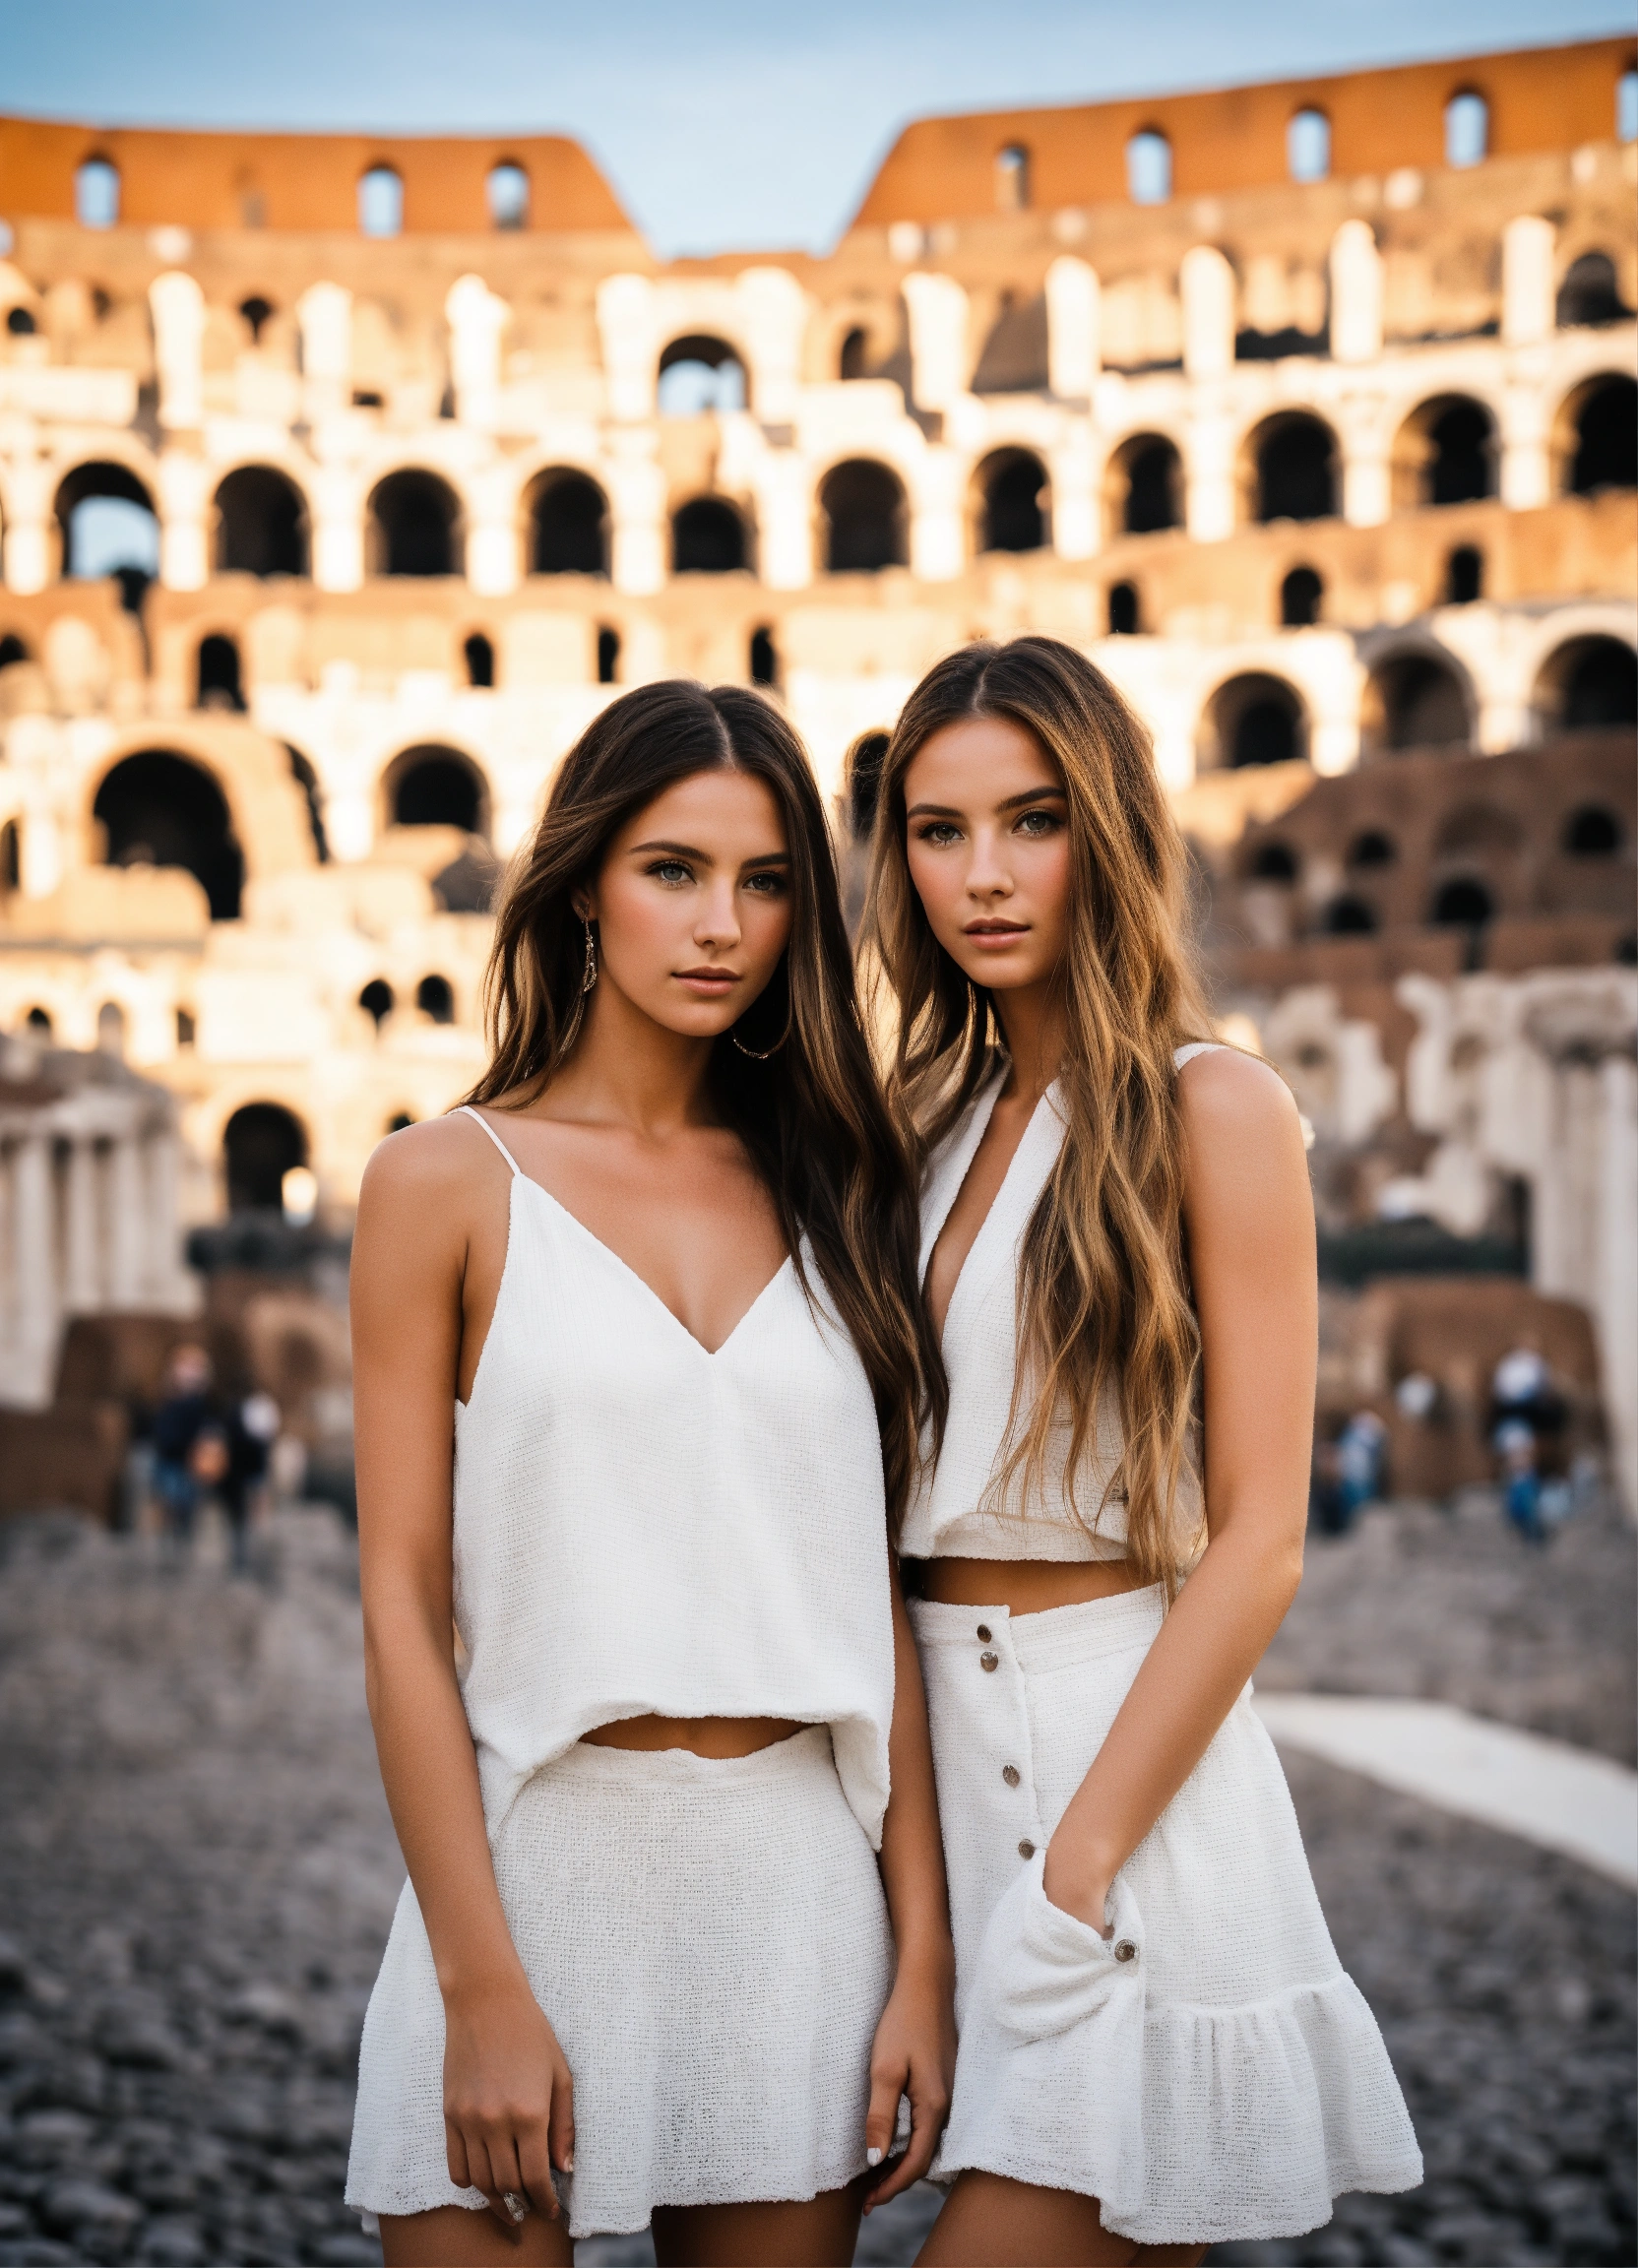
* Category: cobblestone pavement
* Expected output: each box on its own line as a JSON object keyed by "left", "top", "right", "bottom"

{"left": 0, "top": 1496, "right": 1631, "bottom": 2267}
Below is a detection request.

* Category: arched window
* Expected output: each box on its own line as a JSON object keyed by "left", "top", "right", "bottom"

{"left": 1280, "top": 566, "right": 1323, "bottom": 627}
{"left": 7, "top": 305, "right": 37, "bottom": 335}
{"left": 24, "top": 1006, "right": 53, "bottom": 1037}
{"left": 416, "top": 974, "right": 456, "bottom": 1025}
{"left": 196, "top": 633, "right": 244, "bottom": 712}
{"left": 0, "top": 633, "right": 30, "bottom": 669}
{"left": 1446, "top": 545, "right": 1483, "bottom": 604}
{"left": 1564, "top": 375, "right": 1637, "bottom": 494}
{"left": 215, "top": 466, "right": 307, "bottom": 577}
{"left": 223, "top": 1102, "right": 308, "bottom": 1214}
{"left": 839, "top": 327, "right": 870, "bottom": 380}
{"left": 749, "top": 626, "right": 778, "bottom": 687}
{"left": 1620, "top": 66, "right": 1638, "bottom": 144}
{"left": 671, "top": 497, "right": 746, "bottom": 574}
{"left": 1320, "top": 896, "right": 1377, "bottom": 935}
{"left": 487, "top": 161, "right": 530, "bottom": 229}
{"left": 1362, "top": 651, "right": 1471, "bottom": 754}
{"left": 1563, "top": 805, "right": 1621, "bottom": 856}
{"left": 359, "top": 978, "right": 394, "bottom": 1027}
{"left": 1248, "top": 841, "right": 1299, "bottom": 882}
{"left": 1393, "top": 396, "right": 1494, "bottom": 510}
{"left": 819, "top": 461, "right": 907, "bottom": 574}
{"left": 386, "top": 745, "right": 490, "bottom": 836}
{"left": 596, "top": 625, "right": 620, "bottom": 684}
{"left": 995, "top": 144, "right": 1031, "bottom": 212}
{"left": 368, "top": 470, "right": 461, "bottom": 576}
{"left": 1444, "top": 91, "right": 1488, "bottom": 170}
{"left": 976, "top": 449, "right": 1047, "bottom": 553}
{"left": 75, "top": 157, "right": 120, "bottom": 229}
{"left": 358, "top": 164, "right": 404, "bottom": 238}
{"left": 1348, "top": 830, "right": 1398, "bottom": 870}
{"left": 1126, "top": 130, "right": 1171, "bottom": 206}
{"left": 1533, "top": 636, "right": 1638, "bottom": 733}
{"left": 463, "top": 632, "right": 494, "bottom": 688}
{"left": 238, "top": 295, "right": 275, "bottom": 344}
{"left": 1106, "top": 582, "right": 1140, "bottom": 636}
{"left": 96, "top": 1001, "right": 127, "bottom": 1056}
{"left": 1203, "top": 674, "right": 1307, "bottom": 770}
{"left": 1109, "top": 434, "right": 1181, "bottom": 536}
{"left": 1250, "top": 413, "right": 1337, "bottom": 524}
{"left": 94, "top": 750, "right": 243, "bottom": 918}
{"left": 658, "top": 336, "right": 746, "bottom": 416}
{"left": 55, "top": 462, "right": 159, "bottom": 590}
{"left": 528, "top": 470, "right": 608, "bottom": 576}
{"left": 1287, "top": 108, "right": 1330, "bottom": 183}
{"left": 1430, "top": 876, "right": 1493, "bottom": 927}
{"left": 1556, "top": 251, "right": 1626, "bottom": 329}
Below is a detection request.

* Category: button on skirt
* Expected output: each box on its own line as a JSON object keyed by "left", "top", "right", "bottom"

{"left": 912, "top": 1586, "right": 1422, "bottom": 2246}
{"left": 346, "top": 1724, "right": 893, "bottom": 2237}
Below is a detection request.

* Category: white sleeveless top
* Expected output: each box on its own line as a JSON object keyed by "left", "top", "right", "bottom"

{"left": 451, "top": 1107, "right": 896, "bottom": 1848}
{"left": 900, "top": 1044, "right": 1217, "bottom": 1563}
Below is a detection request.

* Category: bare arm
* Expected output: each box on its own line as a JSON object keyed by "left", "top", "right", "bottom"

{"left": 862, "top": 1578, "right": 957, "bottom": 2209}
{"left": 352, "top": 1125, "right": 573, "bottom": 2228}
{"left": 1042, "top": 1049, "right": 1316, "bottom": 1927}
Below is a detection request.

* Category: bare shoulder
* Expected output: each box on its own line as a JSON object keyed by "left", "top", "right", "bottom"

{"left": 1176, "top": 1043, "right": 1302, "bottom": 1151}
{"left": 356, "top": 1110, "right": 504, "bottom": 1227}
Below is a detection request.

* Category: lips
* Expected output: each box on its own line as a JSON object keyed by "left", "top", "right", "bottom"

{"left": 675, "top": 966, "right": 739, "bottom": 992}
{"left": 964, "top": 923, "right": 1027, "bottom": 939}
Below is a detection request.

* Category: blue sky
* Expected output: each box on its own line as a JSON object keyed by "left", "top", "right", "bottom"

{"left": 10, "top": 1, "right": 1632, "bottom": 255}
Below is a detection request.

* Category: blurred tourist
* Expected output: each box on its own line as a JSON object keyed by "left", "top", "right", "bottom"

{"left": 1496, "top": 1417, "right": 1546, "bottom": 1546}
{"left": 151, "top": 1345, "right": 218, "bottom": 1554}
{"left": 220, "top": 1390, "right": 281, "bottom": 1575}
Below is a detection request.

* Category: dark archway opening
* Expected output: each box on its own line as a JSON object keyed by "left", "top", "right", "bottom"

{"left": 224, "top": 1102, "right": 307, "bottom": 1214}
{"left": 749, "top": 626, "right": 778, "bottom": 687}
{"left": 1209, "top": 674, "right": 1306, "bottom": 769}
{"left": 821, "top": 461, "right": 907, "bottom": 574}
{"left": 1321, "top": 896, "right": 1378, "bottom": 934}
{"left": 1425, "top": 400, "right": 1493, "bottom": 504}
{"left": 369, "top": 470, "right": 460, "bottom": 577}
{"left": 1430, "top": 877, "right": 1494, "bottom": 928}
{"left": 839, "top": 327, "right": 870, "bottom": 380}
{"left": 1569, "top": 377, "right": 1638, "bottom": 494}
{"left": 1446, "top": 545, "right": 1483, "bottom": 604}
{"left": 1253, "top": 415, "right": 1336, "bottom": 523}
{"left": 529, "top": 471, "right": 608, "bottom": 576}
{"left": 1107, "top": 582, "right": 1140, "bottom": 636}
{"left": 1556, "top": 252, "right": 1627, "bottom": 328}
{"left": 1118, "top": 437, "right": 1181, "bottom": 535}
{"left": 196, "top": 634, "right": 244, "bottom": 712}
{"left": 94, "top": 751, "right": 243, "bottom": 919}
{"left": 416, "top": 974, "right": 456, "bottom": 1024}
{"left": 1564, "top": 804, "right": 1621, "bottom": 855}
{"left": 1565, "top": 639, "right": 1637, "bottom": 728}
{"left": 464, "top": 633, "right": 494, "bottom": 688}
{"left": 597, "top": 626, "right": 620, "bottom": 685}
{"left": 658, "top": 336, "right": 747, "bottom": 416}
{"left": 215, "top": 466, "right": 306, "bottom": 577}
{"left": 1249, "top": 841, "right": 1299, "bottom": 882}
{"left": 359, "top": 978, "right": 394, "bottom": 1027}
{"left": 976, "top": 450, "right": 1047, "bottom": 552}
{"left": 1365, "top": 654, "right": 1471, "bottom": 754}
{"left": 1349, "top": 830, "right": 1398, "bottom": 870}
{"left": 389, "top": 746, "right": 488, "bottom": 835}
{"left": 55, "top": 462, "right": 159, "bottom": 600}
{"left": 0, "top": 633, "right": 31, "bottom": 669}
{"left": 1280, "top": 566, "right": 1323, "bottom": 627}
{"left": 672, "top": 498, "right": 746, "bottom": 574}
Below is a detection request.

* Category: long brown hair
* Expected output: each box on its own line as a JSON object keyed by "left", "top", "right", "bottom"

{"left": 864, "top": 636, "right": 1213, "bottom": 1589}
{"left": 467, "top": 679, "right": 939, "bottom": 1534}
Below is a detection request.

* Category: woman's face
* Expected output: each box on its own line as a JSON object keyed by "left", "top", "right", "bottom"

{"left": 902, "top": 715, "right": 1071, "bottom": 994}
{"left": 580, "top": 767, "right": 794, "bottom": 1040}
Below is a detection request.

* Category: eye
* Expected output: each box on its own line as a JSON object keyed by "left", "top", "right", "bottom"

{"left": 743, "top": 869, "right": 788, "bottom": 897}
{"left": 914, "top": 820, "right": 963, "bottom": 847}
{"left": 1015, "top": 806, "right": 1063, "bottom": 838}
{"left": 647, "top": 858, "right": 694, "bottom": 886}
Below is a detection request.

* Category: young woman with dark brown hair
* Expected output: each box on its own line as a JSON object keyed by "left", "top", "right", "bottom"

{"left": 345, "top": 681, "right": 954, "bottom": 2266}
{"left": 865, "top": 636, "right": 1420, "bottom": 2265}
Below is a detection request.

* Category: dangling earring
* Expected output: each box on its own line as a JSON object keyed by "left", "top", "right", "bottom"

{"left": 581, "top": 918, "right": 598, "bottom": 993}
{"left": 730, "top": 1011, "right": 790, "bottom": 1060}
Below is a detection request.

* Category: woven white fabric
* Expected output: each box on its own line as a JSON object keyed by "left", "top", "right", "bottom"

{"left": 346, "top": 1727, "right": 894, "bottom": 2236}
{"left": 913, "top": 1589, "right": 1422, "bottom": 2243}
{"left": 446, "top": 1106, "right": 895, "bottom": 1846}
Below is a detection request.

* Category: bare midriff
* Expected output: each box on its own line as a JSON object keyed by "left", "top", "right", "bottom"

{"left": 919, "top": 1554, "right": 1146, "bottom": 1616}
{"left": 580, "top": 1714, "right": 805, "bottom": 1758}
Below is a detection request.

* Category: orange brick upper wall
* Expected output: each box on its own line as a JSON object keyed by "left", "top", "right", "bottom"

{"left": 0, "top": 121, "right": 633, "bottom": 233}
{"left": 850, "top": 37, "right": 1638, "bottom": 227}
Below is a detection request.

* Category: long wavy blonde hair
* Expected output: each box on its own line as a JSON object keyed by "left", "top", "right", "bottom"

{"left": 864, "top": 636, "right": 1214, "bottom": 1591}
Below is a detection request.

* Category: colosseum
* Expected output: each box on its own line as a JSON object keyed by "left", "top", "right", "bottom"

{"left": 0, "top": 34, "right": 1633, "bottom": 1487}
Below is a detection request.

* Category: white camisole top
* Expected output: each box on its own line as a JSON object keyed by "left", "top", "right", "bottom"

{"left": 900, "top": 1043, "right": 1218, "bottom": 1563}
{"left": 451, "top": 1106, "right": 896, "bottom": 1848}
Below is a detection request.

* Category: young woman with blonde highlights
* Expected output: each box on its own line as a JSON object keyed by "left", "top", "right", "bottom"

{"left": 346, "top": 681, "right": 954, "bottom": 2267}
{"left": 865, "top": 637, "right": 1420, "bottom": 2265}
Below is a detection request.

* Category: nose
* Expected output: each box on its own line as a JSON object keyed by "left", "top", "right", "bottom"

{"left": 964, "top": 824, "right": 1014, "bottom": 902}
{"left": 695, "top": 877, "right": 742, "bottom": 951}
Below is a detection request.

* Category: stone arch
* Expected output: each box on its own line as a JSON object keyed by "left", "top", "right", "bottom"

{"left": 223, "top": 1102, "right": 308, "bottom": 1213}
{"left": 671, "top": 496, "right": 748, "bottom": 575}
{"left": 415, "top": 974, "right": 457, "bottom": 1025}
{"left": 1361, "top": 646, "right": 1473, "bottom": 755}
{"left": 53, "top": 460, "right": 160, "bottom": 587}
{"left": 214, "top": 465, "right": 308, "bottom": 577}
{"left": 657, "top": 335, "right": 747, "bottom": 416}
{"left": 1554, "top": 373, "right": 1637, "bottom": 496}
{"left": 383, "top": 743, "right": 491, "bottom": 838}
{"left": 366, "top": 468, "right": 463, "bottom": 577}
{"left": 1280, "top": 565, "right": 1323, "bottom": 628}
{"left": 974, "top": 448, "right": 1048, "bottom": 553}
{"left": 1105, "top": 433, "right": 1182, "bottom": 536}
{"left": 463, "top": 631, "right": 495, "bottom": 688}
{"left": 525, "top": 468, "right": 609, "bottom": 577}
{"left": 1555, "top": 250, "right": 1628, "bottom": 328}
{"left": 1532, "top": 635, "right": 1638, "bottom": 734}
{"left": 1391, "top": 395, "right": 1496, "bottom": 510}
{"left": 1242, "top": 412, "right": 1338, "bottom": 525}
{"left": 818, "top": 460, "right": 908, "bottom": 574}
{"left": 195, "top": 632, "right": 244, "bottom": 712}
{"left": 1199, "top": 673, "right": 1309, "bottom": 771}
{"left": 93, "top": 749, "right": 244, "bottom": 919}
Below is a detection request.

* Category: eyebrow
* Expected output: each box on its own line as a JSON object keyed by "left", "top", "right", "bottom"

{"left": 627, "top": 838, "right": 791, "bottom": 866}
{"left": 905, "top": 786, "right": 1067, "bottom": 819}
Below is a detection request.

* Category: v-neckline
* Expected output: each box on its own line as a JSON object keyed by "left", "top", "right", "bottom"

{"left": 517, "top": 1173, "right": 794, "bottom": 1359}
{"left": 924, "top": 1079, "right": 1062, "bottom": 1351}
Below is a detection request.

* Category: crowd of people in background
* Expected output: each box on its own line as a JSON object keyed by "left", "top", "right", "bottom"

{"left": 128, "top": 1343, "right": 282, "bottom": 1572}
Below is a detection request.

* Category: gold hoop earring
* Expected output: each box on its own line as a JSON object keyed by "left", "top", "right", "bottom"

{"left": 581, "top": 918, "right": 598, "bottom": 993}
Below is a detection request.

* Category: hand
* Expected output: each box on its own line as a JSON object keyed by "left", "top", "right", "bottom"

{"left": 442, "top": 1976, "right": 575, "bottom": 2240}
{"left": 861, "top": 1948, "right": 956, "bottom": 2212}
{"left": 1041, "top": 1835, "right": 1113, "bottom": 1937}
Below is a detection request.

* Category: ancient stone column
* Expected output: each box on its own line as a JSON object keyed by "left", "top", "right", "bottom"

{"left": 445, "top": 274, "right": 509, "bottom": 428}
{"left": 144, "top": 1130, "right": 184, "bottom": 1305}
{"left": 596, "top": 275, "right": 659, "bottom": 423}
{"left": 157, "top": 449, "right": 212, "bottom": 593}
{"left": 2, "top": 458, "right": 55, "bottom": 596}
{"left": 605, "top": 442, "right": 666, "bottom": 596}
{"left": 63, "top": 1137, "right": 101, "bottom": 1313}
{"left": 1048, "top": 425, "right": 1099, "bottom": 561}
{"left": 752, "top": 452, "right": 815, "bottom": 591}
{"left": 1338, "top": 401, "right": 1392, "bottom": 528}
{"left": 735, "top": 268, "right": 806, "bottom": 426}
{"left": 1502, "top": 216, "right": 1555, "bottom": 346}
{"left": 148, "top": 271, "right": 206, "bottom": 429}
{"left": 903, "top": 274, "right": 970, "bottom": 412}
{"left": 1597, "top": 1051, "right": 1638, "bottom": 1515}
{"left": 909, "top": 448, "right": 965, "bottom": 581}
{"left": 1183, "top": 413, "right": 1235, "bottom": 542}
{"left": 308, "top": 465, "right": 365, "bottom": 595}
{"left": 13, "top": 1135, "right": 59, "bottom": 1407}
{"left": 296, "top": 283, "right": 353, "bottom": 420}
{"left": 1045, "top": 257, "right": 1099, "bottom": 400}
{"left": 107, "top": 1133, "right": 146, "bottom": 1310}
{"left": 1499, "top": 386, "right": 1551, "bottom": 511}
{"left": 466, "top": 464, "right": 521, "bottom": 598}
{"left": 1329, "top": 221, "right": 1383, "bottom": 366}
{"left": 1180, "top": 246, "right": 1234, "bottom": 381}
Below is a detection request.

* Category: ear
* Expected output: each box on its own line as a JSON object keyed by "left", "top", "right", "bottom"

{"left": 569, "top": 888, "right": 595, "bottom": 922}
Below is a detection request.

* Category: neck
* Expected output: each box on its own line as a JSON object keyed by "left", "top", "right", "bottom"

{"left": 992, "top": 980, "right": 1064, "bottom": 1103}
{"left": 544, "top": 982, "right": 720, "bottom": 1135}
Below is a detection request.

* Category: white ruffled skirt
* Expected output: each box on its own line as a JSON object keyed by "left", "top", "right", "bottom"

{"left": 912, "top": 1586, "right": 1422, "bottom": 2246}
{"left": 345, "top": 1725, "right": 893, "bottom": 2237}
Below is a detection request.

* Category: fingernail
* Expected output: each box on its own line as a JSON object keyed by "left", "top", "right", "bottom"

{"left": 563, "top": 2152, "right": 574, "bottom": 2174}
{"left": 866, "top": 2147, "right": 883, "bottom": 2168}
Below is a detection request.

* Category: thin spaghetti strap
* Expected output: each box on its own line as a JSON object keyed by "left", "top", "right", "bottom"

{"left": 456, "top": 1103, "right": 523, "bottom": 1176}
{"left": 1173, "top": 1040, "right": 1222, "bottom": 1070}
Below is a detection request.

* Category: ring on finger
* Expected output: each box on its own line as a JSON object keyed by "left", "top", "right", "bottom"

{"left": 501, "top": 2190, "right": 530, "bottom": 2224}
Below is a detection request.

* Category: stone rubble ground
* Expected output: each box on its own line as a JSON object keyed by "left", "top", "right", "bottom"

{"left": 0, "top": 1495, "right": 1631, "bottom": 2268}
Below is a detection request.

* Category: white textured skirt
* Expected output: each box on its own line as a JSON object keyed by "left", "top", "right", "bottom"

{"left": 346, "top": 1725, "right": 893, "bottom": 2238}
{"left": 912, "top": 1587, "right": 1422, "bottom": 2246}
